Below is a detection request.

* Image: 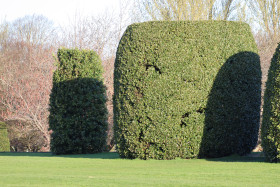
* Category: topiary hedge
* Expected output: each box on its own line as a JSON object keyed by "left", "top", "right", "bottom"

{"left": 199, "top": 51, "right": 261, "bottom": 158}
{"left": 262, "top": 44, "right": 280, "bottom": 162}
{"left": 0, "top": 121, "right": 10, "bottom": 152}
{"left": 114, "top": 21, "right": 261, "bottom": 159}
{"left": 49, "top": 49, "right": 108, "bottom": 154}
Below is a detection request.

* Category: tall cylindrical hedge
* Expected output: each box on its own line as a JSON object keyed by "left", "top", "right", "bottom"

{"left": 262, "top": 44, "right": 280, "bottom": 162}
{"left": 49, "top": 49, "right": 108, "bottom": 154}
{"left": 0, "top": 121, "right": 10, "bottom": 152}
{"left": 199, "top": 51, "right": 261, "bottom": 158}
{"left": 114, "top": 21, "right": 261, "bottom": 159}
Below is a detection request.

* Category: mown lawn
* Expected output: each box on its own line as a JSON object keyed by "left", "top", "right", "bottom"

{"left": 0, "top": 152, "right": 279, "bottom": 186}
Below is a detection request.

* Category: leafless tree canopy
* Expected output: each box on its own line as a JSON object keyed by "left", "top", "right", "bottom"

{"left": 246, "top": 0, "right": 280, "bottom": 41}
{"left": 135, "top": 0, "right": 239, "bottom": 21}
{"left": 11, "top": 15, "right": 56, "bottom": 47}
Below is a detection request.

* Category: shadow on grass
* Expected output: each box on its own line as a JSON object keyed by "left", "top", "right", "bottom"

{"left": 0, "top": 152, "right": 267, "bottom": 162}
{"left": 206, "top": 152, "right": 267, "bottom": 163}
{"left": 0, "top": 152, "right": 120, "bottom": 159}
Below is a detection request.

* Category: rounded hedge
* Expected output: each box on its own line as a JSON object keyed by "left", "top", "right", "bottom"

{"left": 199, "top": 51, "right": 261, "bottom": 158}
{"left": 114, "top": 21, "right": 261, "bottom": 159}
{"left": 0, "top": 121, "right": 10, "bottom": 152}
{"left": 262, "top": 44, "right": 280, "bottom": 162}
{"left": 49, "top": 49, "right": 108, "bottom": 154}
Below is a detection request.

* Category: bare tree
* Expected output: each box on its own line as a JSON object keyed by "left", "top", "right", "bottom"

{"left": 217, "top": 0, "right": 235, "bottom": 20}
{"left": 11, "top": 14, "right": 56, "bottom": 47}
{"left": 59, "top": 12, "right": 117, "bottom": 58}
{"left": 246, "top": 0, "right": 280, "bottom": 97}
{"left": 247, "top": 0, "right": 280, "bottom": 42}
{"left": 135, "top": 0, "right": 237, "bottom": 21}
{"left": 0, "top": 21, "right": 9, "bottom": 50}
{"left": 0, "top": 42, "right": 55, "bottom": 151}
{"left": 0, "top": 15, "right": 56, "bottom": 151}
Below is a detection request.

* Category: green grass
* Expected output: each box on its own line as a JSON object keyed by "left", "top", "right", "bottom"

{"left": 0, "top": 152, "right": 279, "bottom": 186}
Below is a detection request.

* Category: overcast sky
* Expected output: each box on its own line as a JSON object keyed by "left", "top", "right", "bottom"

{"left": 0, "top": 0, "right": 122, "bottom": 26}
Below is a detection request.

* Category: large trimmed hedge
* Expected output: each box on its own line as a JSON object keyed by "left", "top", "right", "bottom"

{"left": 199, "top": 51, "right": 261, "bottom": 158}
{"left": 0, "top": 121, "right": 10, "bottom": 152}
{"left": 114, "top": 21, "right": 261, "bottom": 159}
{"left": 262, "top": 44, "right": 280, "bottom": 162}
{"left": 49, "top": 49, "right": 108, "bottom": 154}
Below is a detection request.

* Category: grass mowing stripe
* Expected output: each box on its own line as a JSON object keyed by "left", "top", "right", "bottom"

{"left": 0, "top": 152, "right": 279, "bottom": 186}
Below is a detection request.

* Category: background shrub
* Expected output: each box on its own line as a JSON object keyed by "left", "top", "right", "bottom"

{"left": 0, "top": 121, "right": 10, "bottom": 152}
{"left": 262, "top": 44, "right": 280, "bottom": 163}
{"left": 7, "top": 120, "right": 45, "bottom": 152}
{"left": 49, "top": 49, "right": 108, "bottom": 154}
{"left": 114, "top": 21, "right": 261, "bottom": 159}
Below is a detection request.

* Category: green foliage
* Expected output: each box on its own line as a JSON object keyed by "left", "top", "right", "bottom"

{"left": 114, "top": 21, "right": 261, "bottom": 159}
{"left": 199, "top": 52, "right": 261, "bottom": 158}
{"left": 0, "top": 121, "right": 10, "bottom": 152}
{"left": 49, "top": 49, "right": 108, "bottom": 154}
{"left": 262, "top": 44, "right": 280, "bottom": 163}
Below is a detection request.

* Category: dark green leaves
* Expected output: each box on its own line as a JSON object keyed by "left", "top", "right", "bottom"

{"left": 114, "top": 21, "right": 261, "bottom": 159}
{"left": 49, "top": 49, "right": 107, "bottom": 155}
{"left": 0, "top": 121, "right": 10, "bottom": 152}
{"left": 262, "top": 44, "right": 280, "bottom": 162}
